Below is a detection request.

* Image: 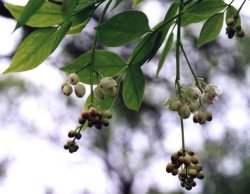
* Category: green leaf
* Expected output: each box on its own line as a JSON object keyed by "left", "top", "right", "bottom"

{"left": 122, "top": 66, "right": 145, "bottom": 111}
{"left": 62, "top": 0, "right": 79, "bottom": 22}
{"left": 226, "top": 5, "right": 241, "bottom": 25}
{"left": 184, "top": 0, "right": 227, "bottom": 17}
{"left": 3, "top": 24, "right": 70, "bottom": 74}
{"left": 197, "top": 13, "right": 224, "bottom": 47}
{"left": 133, "top": 0, "right": 144, "bottom": 6}
{"left": 127, "top": 2, "right": 178, "bottom": 67}
{"left": 156, "top": 32, "right": 173, "bottom": 78}
{"left": 61, "top": 50, "right": 127, "bottom": 84}
{"left": 68, "top": 5, "right": 96, "bottom": 35}
{"left": 14, "top": 0, "right": 45, "bottom": 30}
{"left": 5, "top": 2, "right": 63, "bottom": 27}
{"left": 96, "top": 11, "right": 151, "bottom": 47}
{"left": 54, "top": 22, "right": 72, "bottom": 50}
{"left": 181, "top": 14, "right": 210, "bottom": 26}
{"left": 3, "top": 28, "right": 57, "bottom": 73}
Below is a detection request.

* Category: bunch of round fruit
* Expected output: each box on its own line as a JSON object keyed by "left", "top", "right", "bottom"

{"left": 62, "top": 73, "right": 86, "bottom": 98}
{"left": 166, "top": 149, "right": 204, "bottom": 190}
{"left": 78, "top": 107, "right": 112, "bottom": 130}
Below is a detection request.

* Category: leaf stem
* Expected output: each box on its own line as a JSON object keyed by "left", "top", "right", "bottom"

{"left": 89, "top": 0, "right": 113, "bottom": 105}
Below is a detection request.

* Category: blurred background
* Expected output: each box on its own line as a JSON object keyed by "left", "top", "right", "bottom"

{"left": 1, "top": 0, "right": 250, "bottom": 193}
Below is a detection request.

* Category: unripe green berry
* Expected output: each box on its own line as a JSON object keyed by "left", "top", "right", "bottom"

{"left": 169, "top": 99, "right": 181, "bottom": 111}
{"left": 178, "top": 169, "right": 187, "bottom": 178}
{"left": 197, "top": 171, "right": 205, "bottom": 179}
{"left": 177, "top": 150, "right": 184, "bottom": 157}
{"left": 62, "top": 84, "right": 73, "bottom": 96}
{"left": 235, "top": 24, "right": 241, "bottom": 31}
{"left": 185, "top": 184, "right": 192, "bottom": 190}
{"left": 102, "top": 118, "right": 110, "bottom": 127}
{"left": 74, "top": 83, "right": 86, "bottom": 98}
{"left": 187, "top": 150, "right": 195, "bottom": 156}
{"left": 94, "top": 86, "right": 105, "bottom": 101}
{"left": 191, "top": 155, "right": 199, "bottom": 164}
{"left": 237, "top": 30, "right": 245, "bottom": 38}
{"left": 75, "top": 133, "right": 82, "bottom": 140}
{"left": 64, "top": 143, "right": 69, "bottom": 150}
{"left": 103, "top": 110, "right": 112, "bottom": 119}
{"left": 191, "top": 181, "right": 196, "bottom": 187}
{"left": 166, "top": 163, "right": 174, "bottom": 173}
{"left": 172, "top": 168, "right": 179, "bottom": 176}
{"left": 197, "top": 111, "right": 206, "bottom": 124}
{"left": 95, "top": 124, "right": 102, "bottom": 130}
{"left": 100, "top": 77, "right": 117, "bottom": 90}
{"left": 68, "top": 73, "right": 79, "bottom": 85}
{"left": 171, "top": 152, "right": 179, "bottom": 162}
{"left": 87, "top": 120, "right": 94, "bottom": 128}
{"left": 206, "top": 111, "right": 213, "bottom": 121}
{"left": 89, "top": 107, "right": 98, "bottom": 117}
{"left": 108, "top": 87, "right": 118, "bottom": 97}
{"left": 188, "top": 169, "right": 197, "bottom": 178}
{"left": 226, "top": 18, "right": 235, "bottom": 26}
{"left": 194, "top": 164, "right": 203, "bottom": 172}
{"left": 178, "top": 104, "right": 191, "bottom": 119}
{"left": 81, "top": 111, "right": 89, "bottom": 120}
{"left": 78, "top": 116, "right": 86, "bottom": 124}
{"left": 68, "top": 130, "right": 76, "bottom": 138}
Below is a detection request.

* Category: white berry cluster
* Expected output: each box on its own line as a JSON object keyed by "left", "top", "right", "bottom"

{"left": 164, "top": 81, "right": 221, "bottom": 124}
{"left": 62, "top": 73, "right": 86, "bottom": 98}
{"left": 94, "top": 77, "right": 118, "bottom": 100}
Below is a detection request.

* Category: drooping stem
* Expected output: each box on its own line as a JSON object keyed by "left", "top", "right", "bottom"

{"left": 180, "top": 43, "right": 202, "bottom": 91}
{"left": 238, "top": 0, "right": 247, "bottom": 13}
{"left": 176, "top": 0, "right": 185, "bottom": 155}
{"left": 180, "top": 118, "right": 185, "bottom": 155}
{"left": 89, "top": 0, "right": 113, "bottom": 104}
{"left": 175, "top": 0, "right": 183, "bottom": 90}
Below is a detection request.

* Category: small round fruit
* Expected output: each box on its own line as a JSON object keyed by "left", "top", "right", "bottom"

{"left": 237, "top": 30, "right": 245, "bottom": 38}
{"left": 226, "top": 18, "right": 235, "bottom": 26}
{"left": 182, "top": 157, "right": 191, "bottom": 166}
{"left": 171, "top": 152, "right": 179, "bottom": 162}
{"left": 89, "top": 107, "right": 98, "bottom": 117}
{"left": 188, "top": 169, "right": 197, "bottom": 178}
{"left": 68, "top": 73, "right": 79, "bottom": 85}
{"left": 94, "top": 86, "right": 105, "bottom": 101}
{"left": 75, "top": 133, "right": 82, "bottom": 140}
{"left": 166, "top": 163, "right": 174, "bottom": 173}
{"left": 103, "top": 110, "right": 112, "bottom": 119}
{"left": 74, "top": 83, "right": 86, "bottom": 98}
{"left": 197, "top": 171, "right": 205, "bottom": 179}
{"left": 185, "top": 184, "right": 192, "bottom": 190}
{"left": 172, "top": 168, "right": 179, "bottom": 176}
{"left": 102, "top": 118, "right": 110, "bottom": 127}
{"left": 178, "top": 104, "right": 191, "bottom": 119}
{"left": 81, "top": 111, "right": 89, "bottom": 120}
{"left": 68, "top": 130, "right": 76, "bottom": 138}
{"left": 206, "top": 111, "right": 213, "bottom": 121}
{"left": 64, "top": 143, "right": 69, "bottom": 150}
{"left": 191, "top": 155, "right": 199, "bottom": 164}
{"left": 78, "top": 116, "right": 86, "bottom": 124}
{"left": 100, "top": 77, "right": 117, "bottom": 90}
{"left": 62, "top": 84, "right": 73, "bottom": 96}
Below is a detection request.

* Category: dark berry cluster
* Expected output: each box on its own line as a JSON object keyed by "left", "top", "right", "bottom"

{"left": 226, "top": 15, "right": 244, "bottom": 39}
{"left": 78, "top": 107, "right": 112, "bottom": 130}
{"left": 166, "top": 149, "right": 204, "bottom": 190}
